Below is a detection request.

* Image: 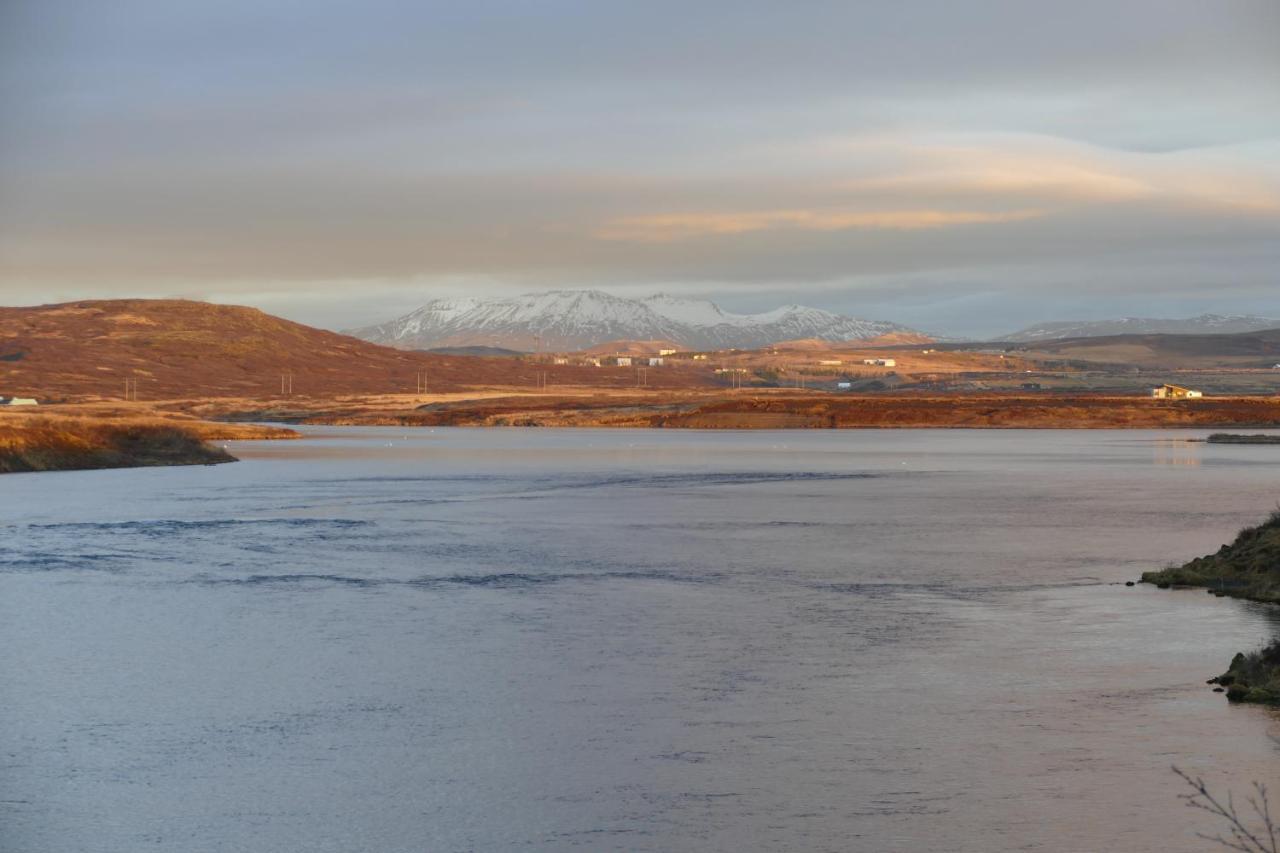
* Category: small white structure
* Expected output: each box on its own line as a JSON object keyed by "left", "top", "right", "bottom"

{"left": 1152, "top": 384, "right": 1203, "bottom": 399}
{"left": 583, "top": 357, "right": 601, "bottom": 367}
{"left": 659, "top": 348, "right": 679, "bottom": 356}
{"left": 837, "top": 381, "right": 852, "bottom": 390}
{"left": 1, "top": 396, "right": 37, "bottom": 406}
{"left": 552, "top": 357, "right": 569, "bottom": 365}
{"left": 648, "top": 357, "right": 664, "bottom": 367}
{"left": 818, "top": 359, "right": 842, "bottom": 366}
{"left": 615, "top": 356, "right": 632, "bottom": 367}
{"left": 862, "top": 358, "right": 896, "bottom": 368}
{"left": 692, "top": 353, "right": 708, "bottom": 360}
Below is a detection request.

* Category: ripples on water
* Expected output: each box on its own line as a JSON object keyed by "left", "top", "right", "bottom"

{"left": 2, "top": 427, "right": 1279, "bottom": 852}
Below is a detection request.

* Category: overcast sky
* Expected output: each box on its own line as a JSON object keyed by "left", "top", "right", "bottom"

{"left": 1, "top": 0, "right": 1278, "bottom": 337}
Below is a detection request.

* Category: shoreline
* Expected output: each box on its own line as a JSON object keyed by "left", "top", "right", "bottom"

{"left": 186, "top": 392, "right": 1280, "bottom": 430}
{"left": 1141, "top": 511, "right": 1280, "bottom": 704}
{"left": 0, "top": 414, "right": 298, "bottom": 474}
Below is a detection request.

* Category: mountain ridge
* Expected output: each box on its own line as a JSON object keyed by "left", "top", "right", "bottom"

{"left": 347, "top": 290, "right": 925, "bottom": 352}
{"left": 1000, "top": 313, "right": 1280, "bottom": 342}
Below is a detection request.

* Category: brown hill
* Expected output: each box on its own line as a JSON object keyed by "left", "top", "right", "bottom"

{"left": 579, "top": 339, "right": 686, "bottom": 356}
{"left": 0, "top": 300, "right": 715, "bottom": 401}
{"left": 858, "top": 331, "right": 937, "bottom": 347}
{"left": 1007, "top": 328, "right": 1280, "bottom": 368}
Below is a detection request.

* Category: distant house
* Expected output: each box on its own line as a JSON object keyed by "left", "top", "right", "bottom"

{"left": 658, "top": 348, "right": 679, "bottom": 356}
{"left": 818, "top": 359, "right": 842, "bottom": 366}
{"left": 1, "top": 396, "right": 37, "bottom": 406}
{"left": 615, "top": 356, "right": 632, "bottom": 367}
{"left": 583, "top": 357, "right": 601, "bottom": 367}
{"left": 1152, "top": 384, "right": 1203, "bottom": 399}
{"left": 648, "top": 357, "right": 664, "bottom": 367}
{"left": 836, "top": 381, "right": 852, "bottom": 390}
{"left": 692, "top": 354, "right": 708, "bottom": 360}
{"left": 552, "top": 357, "right": 569, "bottom": 365}
{"left": 862, "top": 358, "right": 896, "bottom": 368}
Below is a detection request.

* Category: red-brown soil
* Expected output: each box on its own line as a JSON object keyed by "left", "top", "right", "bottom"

{"left": 0, "top": 300, "right": 717, "bottom": 401}
{"left": 205, "top": 391, "right": 1280, "bottom": 429}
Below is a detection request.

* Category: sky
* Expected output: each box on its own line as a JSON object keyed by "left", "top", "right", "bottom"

{"left": 1, "top": 0, "right": 1278, "bottom": 338}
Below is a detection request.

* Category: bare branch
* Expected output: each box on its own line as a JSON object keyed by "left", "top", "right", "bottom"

{"left": 1175, "top": 766, "right": 1278, "bottom": 853}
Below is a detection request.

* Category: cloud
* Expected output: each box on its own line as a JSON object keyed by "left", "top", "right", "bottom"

{"left": 594, "top": 207, "right": 1044, "bottom": 242}
{"left": 1, "top": 0, "right": 1277, "bottom": 335}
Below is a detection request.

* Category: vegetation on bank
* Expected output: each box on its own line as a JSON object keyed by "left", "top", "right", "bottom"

{"left": 0, "top": 415, "right": 294, "bottom": 473}
{"left": 1142, "top": 510, "right": 1280, "bottom": 605}
{"left": 1142, "top": 511, "right": 1280, "bottom": 705}
{"left": 1210, "top": 643, "right": 1280, "bottom": 705}
{"left": 1208, "top": 433, "right": 1280, "bottom": 444}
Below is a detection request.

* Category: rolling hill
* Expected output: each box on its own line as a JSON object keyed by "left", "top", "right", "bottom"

{"left": 1001, "top": 314, "right": 1280, "bottom": 342}
{"left": 0, "top": 300, "right": 713, "bottom": 400}
{"left": 1007, "top": 327, "right": 1280, "bottom": 368}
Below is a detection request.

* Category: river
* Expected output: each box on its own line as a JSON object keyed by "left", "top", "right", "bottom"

{"left": 2, "top": 427, "right": 1278, "bottom": 851}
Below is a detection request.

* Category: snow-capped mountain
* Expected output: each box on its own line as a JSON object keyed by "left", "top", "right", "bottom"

{"left": 1000, "top": 314, "right": 1280, "bottom": 342}
{"left": 346, "top": 290, "right": 923, "bottom": 352}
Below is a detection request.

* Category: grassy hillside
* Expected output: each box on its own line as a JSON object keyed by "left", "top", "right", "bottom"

{"left": 0, "top": 299, "right": 713, "bottom": 400}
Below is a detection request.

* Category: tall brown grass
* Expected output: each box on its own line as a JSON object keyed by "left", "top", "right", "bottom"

{"left": 0, "top": 415, "right": 286, "bottom": 473}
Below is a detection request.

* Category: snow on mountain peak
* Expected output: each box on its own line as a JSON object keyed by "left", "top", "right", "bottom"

{"left": 347, "top": 290, "right": 923, "bottom": 351}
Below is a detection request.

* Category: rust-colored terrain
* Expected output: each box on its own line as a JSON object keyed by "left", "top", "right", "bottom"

{"left": 0, "top": 413, "right": 295, "bottom": 474}
{"left": 4, "top": 299, "right": 1280, "bottom": 434}
{"left": 192, "top": 391, "right": 1280, "bottom": 430}
{"left": 0, "top": 300, "right": 715, "bottom": 401}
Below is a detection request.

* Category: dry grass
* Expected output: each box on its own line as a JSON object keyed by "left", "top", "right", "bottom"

{"left": 0, "top": 413, "right": 297, "bottom": 473}
{"left": 214, "top": 392, "right": 1280, "bottom": 430}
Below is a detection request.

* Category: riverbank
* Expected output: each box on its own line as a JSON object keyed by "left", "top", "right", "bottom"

{"left": 187, "top": 391, "right": 1280, "bottom": 429}
{"left": 1142, "top": 511, "right": 1280, "bottom": 704}
{"left": 0, "top": 414, "right": 297, "bottom": 473}
{"left": 1207, "top": 433, "right": 1280, "bottom": 444}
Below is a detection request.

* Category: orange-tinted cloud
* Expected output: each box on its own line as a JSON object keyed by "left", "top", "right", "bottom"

{"left": 594, "top": 207, "right": 1044, "bottom": 242}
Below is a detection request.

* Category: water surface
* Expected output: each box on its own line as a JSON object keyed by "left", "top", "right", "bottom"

{"left": 3, "top": 428, "right": 1279, "bottom": 851}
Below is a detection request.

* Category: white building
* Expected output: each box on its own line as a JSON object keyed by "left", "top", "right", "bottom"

{"left": 648, "top": 357, "right": 664, "bottom": 366}
{"left": 1152, "top": 384, "right": 1203, "bottom": 399}
{"left": 615, "top": 356, "right": 632, "bottom": 367}
{"left": 659, "top": 348, "right": 679, "bottom": 356}
{"left": 862, "top": 358, "right": 896, "bottom": 368}
{"left": 1, "top": 397, "right": 37, "bottom": 406}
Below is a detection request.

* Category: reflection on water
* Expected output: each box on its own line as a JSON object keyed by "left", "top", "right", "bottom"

{"left": 1152, "top": 437, "right": 1203, "bottom": 467}
{"left": 1, "top": 427, "right": 1279, "bottom": 852}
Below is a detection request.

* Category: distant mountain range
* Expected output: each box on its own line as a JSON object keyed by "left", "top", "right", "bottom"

{"left": 1001, "top": 314, "right": 1280, "bottom": 342}
{"left": 347, "top": 290, "right": 925, "bottom": 352}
